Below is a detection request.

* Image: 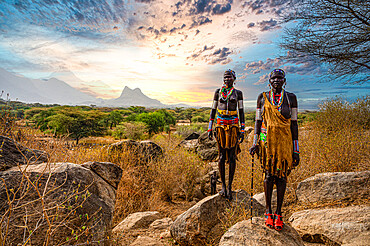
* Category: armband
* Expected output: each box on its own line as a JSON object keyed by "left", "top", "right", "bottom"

{"left": 208, "top": 119, "right": 214, "bottom": 132}
{"left": 293, "top": 140, "right": 299, "bottom": 154}
{"left": 240, "top": 123, "right": 245, "bottom": 133}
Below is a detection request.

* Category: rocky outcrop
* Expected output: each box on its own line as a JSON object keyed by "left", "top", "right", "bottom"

{"left": 150, "top": 218, "right": 173, "bottom": 230}
{"left": 196, "top": 132, "right": 218, "bottom": 161}
{"left": 113, "top": 211, "right": 161, "bottom": 232}
{"left": 0, "top": 161, "right": 122, "bottom": 245}
{"left": 219, "top": 217, "right": 305, "bottom": 246}
{"left": 289, "top": 206, "right": 370, "bottom": 246}
{"left": 178, "top": 139, "right": 198, "bottom": 151}
{"left": 108, "top": 139, "right": 163, "bottom": 163}
{"left": 130, "top": 236, "right": 164, "bottom": 246}
{"left": 296, "top": 171, "right": 370, "bottom": 204}
{"left": 0, "top": 135, "right": 48, "bottom": 171}
{"left": 82, "top": 161, "right": 123, "bottom": 189}
{"left": 170, "top": 189, "right": 264, "bottom": 245}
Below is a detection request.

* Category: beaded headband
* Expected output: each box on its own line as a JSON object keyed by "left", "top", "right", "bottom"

{"left": 224, "top": 69, "right": 236, "bottom": 80}
{"left": 269, "top": 69, "right": 285, "bottom": 78}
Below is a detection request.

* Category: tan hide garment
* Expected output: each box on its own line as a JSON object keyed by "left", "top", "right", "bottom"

{"left": 261, "top": 92, "right": 293, "bottom": 178}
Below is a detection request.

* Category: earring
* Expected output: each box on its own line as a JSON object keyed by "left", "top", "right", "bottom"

{"left": 283, "top": 82, "right": 286, "bottom": 89}
{"left": 268, "top": 84, "right": 271, "bottom": 89}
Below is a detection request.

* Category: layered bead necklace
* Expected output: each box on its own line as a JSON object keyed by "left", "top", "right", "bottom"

{"left": 220, "top": 86, "right": 234, "bottom": 101}
{"left": 269, "top": 89, "right": 284, "bottom": 112}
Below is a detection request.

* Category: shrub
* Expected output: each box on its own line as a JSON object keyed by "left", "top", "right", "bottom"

{"left": 112, "top": 122, "right": 148, "bottom": 140}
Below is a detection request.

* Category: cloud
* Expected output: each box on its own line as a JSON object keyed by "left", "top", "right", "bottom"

{"left": 190, "top": 16, "right": 212, "bottom": 28}
{"left": 257, "top": 18, "right": 279, "bottom": 31}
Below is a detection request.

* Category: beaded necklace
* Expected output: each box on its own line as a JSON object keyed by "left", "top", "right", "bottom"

{"left": 220, "top": 86, "right": 234, "bottom": 101}
{"left": 269, "top": 89, "right": 284, "bottom": 111}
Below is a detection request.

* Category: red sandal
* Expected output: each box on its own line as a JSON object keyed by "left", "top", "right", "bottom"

{"left": 274, "top": 214, "right": 284, "bottom": 231}
{"left": 264, "top": 212, "right": 274, "bottom": 229}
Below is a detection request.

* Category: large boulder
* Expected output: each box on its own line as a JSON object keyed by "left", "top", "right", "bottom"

{"left": 296, "top": 171, "right": 370, "bottom": 204}
{"left": 0, "top": 162, "right": 122, "bottom": 245}
{"left": 82, "top": 161, "right": 123, "bottom": 189}
{"left": 289, "top": 206, "right": 370, "bottom": 246}
{"left": 0, "top": 135, "right": 48, "bottom": 171}
{"left": 170, "top": 189, "right": 264, "bottom": 245}
{"left": 219, "top": 217, "right": 305, "bottom": 246}
{"left": 108, "top": 140, "right": 163, "bottom": 163}
{"left": 113, "top": 211, "right": 161, "bottom": 232}
{"left": 196, "top": 132, "right": 218, "bottom": 161}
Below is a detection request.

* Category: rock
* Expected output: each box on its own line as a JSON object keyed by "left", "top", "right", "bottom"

{"left": 197, "top": 148, "right": 219, "bottom": 161}
{"left": 170, "top": 189, "right": 264, "bottom": 245}
{"left": 219, "top": 217, "right": 305, "bottom": 246}
{"left": 82, "top": 161, "right": 123, "bottom": 189}
{"left": 138, "top": 140, "right": 163, "bottom": 162}
{"left": 0, "top": 135, "right": 48, "bottom": 171}
{"left": 184, "top": 132, "right": 200, "bottom": 140}
{"left": 289, "top": 206, "right": 370, "bottom": 246}
{"left": 296, "top": 171, "right": 370, "bottom": 204}
{"left": 196, "top": 132, "right": 218, "bottom": 161}
{"left": 108, "top": 140, "right": 163, "bottom": 163}
{"left": 253, "top": 188, "right": 293, "bottom": 209}
{"left": 160, "top": 230, "right": 172, "bottom": 239}
{"left": 0, "top": 162, "right": 122, "bottom": 245}
{"left": 178, "top": 139, "right": 198, "bottom": 151}
{"left": 113, "top": 211, "right": 161, "bottom": 232}
{"left": 244, "top": 126, "right": 254, "bottom": 136}
{"left": 130, "top": 236, "right": 164, "bottom": 246}
{"left": 150, "top": 217, "right": 173, "bottom": 230}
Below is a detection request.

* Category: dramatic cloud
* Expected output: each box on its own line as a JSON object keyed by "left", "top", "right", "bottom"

{"left": 257, "top": 18, "right": 279, "bottom": 31}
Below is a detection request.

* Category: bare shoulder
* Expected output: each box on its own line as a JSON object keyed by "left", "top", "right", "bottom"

{"left": 286, "top": 91, "right": 298, "bottom": 107}
{"left": 286, "top": 91, "right": 297, "bottom": 100}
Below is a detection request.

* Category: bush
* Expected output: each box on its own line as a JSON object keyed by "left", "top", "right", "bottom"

{"left": 176, "top": 123, "right": 208, "bottom": 137}
{"left": 112, "top": 122, "right": 148, "bottom": 140}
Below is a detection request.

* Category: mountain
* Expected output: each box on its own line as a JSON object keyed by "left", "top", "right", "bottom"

{"left": 103, "top": 86, "right": 164, "bottom": 107}
{"left": 47, "top": 70, "right": 114, "bottom": 98}
{"left": 0, "top": 68, "right": 96, "bottom": 105}
{"left": 1, "top": 68, "right": 174, "bottom": 108}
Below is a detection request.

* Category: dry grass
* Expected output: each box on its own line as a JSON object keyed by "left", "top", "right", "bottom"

{"left": 1, "top": 96, "right": 369, "bottom": 245}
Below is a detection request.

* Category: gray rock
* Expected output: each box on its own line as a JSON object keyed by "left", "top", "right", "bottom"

{"left": 0, "top": 162, "right": 122, "bottom": 245}
{"left": 113, "top": 211, "right": 161, "bottom": 232}
{"left": 130, "top": 235, "right": 164, "bottom": 246}
{"left": 184, "top": 132, "right": 200, "bottom": 140}
{"left": 196, "top": 132, "right": 218, "bottom": 161}
{"left": 296, "top": 171, "right": 370, "bottom": 204}
{"left": 108, "top": 140, "right": 163, "bottom": 163}
{"left": 170, "top": 189, "right": 264, "bottom": 246}
{"left": 178, "top": 139, "right": 198, "bottom": 151}
{"left": 289, "top": 206, "right": 370, "bottom": 246}
{"left": 219, "top": 217, "right": 305, "bottom": 246}
{"left": 253, "top": 188, "right": 293, "bottom": 209}
{"left": 82, "top": 161, "right": 123, "bottom": 189}
{"left": 0, "top": 135, "right": 48, "bottom": 171}
{"left": 150, "top": 217, "right": 173, "bottom": 230}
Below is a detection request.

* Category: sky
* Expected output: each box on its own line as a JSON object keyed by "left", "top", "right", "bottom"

{"left": 0, "top": 0, "right": 368, "bottom": 110}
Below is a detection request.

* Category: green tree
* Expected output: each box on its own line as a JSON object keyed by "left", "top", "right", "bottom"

{"left": 136, "top": 112, "right": 165, "bottom": 135}
{"left": 47, "top": 108, "right": 105, "bottom": 144}
{"left": 108, "top": 110, "right": 123, "bottom": 129}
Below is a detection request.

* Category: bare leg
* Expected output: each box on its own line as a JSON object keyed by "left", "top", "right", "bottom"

{"left": 227, "top": 148, "right": 236, "bottom": 200}
{"left": 275, "top": 177, "right": 286, "bottom": 215}
{"left": 264, "top": 173, "right": 274, "bottom": 214}
{"left": 218, "top": 149, "right": 227, "bottom": 197}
